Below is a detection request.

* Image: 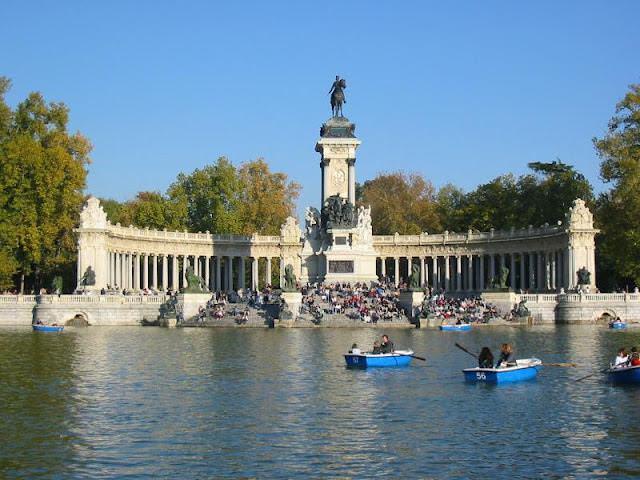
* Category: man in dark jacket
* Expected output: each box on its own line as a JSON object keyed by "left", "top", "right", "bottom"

{"left": 380, "top": 335, "right": 394, "bottom": 353}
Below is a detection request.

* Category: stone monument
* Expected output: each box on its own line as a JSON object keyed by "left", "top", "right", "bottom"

{"left": 399, "top": 264, "right": 425, "bottom": 320}
{"left": 280, "top": 264, "right": 302, "bottom": 326}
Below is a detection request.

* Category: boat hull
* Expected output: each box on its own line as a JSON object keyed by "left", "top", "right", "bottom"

{"left": 440, "top": 324, "right": 472, "bottom": 332}
{"left": 344, "top": 350, "right": 414, "bottom": 368}
{"left": 463, "top": 359, "right": 542, "bottom": 383}
{"left": 608, "top": 365, "right": 640, "bottom": 384}
{"left": 32, "top": 324, "right": 64, "bottom": 333}
{"left": 609, "top": 322, "right": 626, "bottom": 330}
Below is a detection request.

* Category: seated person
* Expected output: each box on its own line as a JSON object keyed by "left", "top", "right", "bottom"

{"left": 380, "top": 335, "right": 394, "bottom": 354}
{"left": 495, "top": 343, "right": 515, "bottom": 368}
{"left": 349, "top": 343, "right": 361, "bottom": 355}
{"left": 478, "top": 347, "right": 494, "bottom": 369}
{"left": 372, "top": 340, "right": 382, "bottom": 354}
{"left": 630, "top": 347, "right": 640, "bottom": 366}
{"left": 614, "top": 347, "right": 629, "bottom": 366}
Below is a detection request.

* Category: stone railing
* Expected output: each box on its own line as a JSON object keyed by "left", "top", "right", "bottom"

{"left": 373, "top": 224, "right": 565, "bottom": 246}
{"left": 0, "top": 295, "right": 38, "bottom": 304}
{"left": 36, "top": 294, "right": 168, "bottom": 304}
{"left": 517, "top": 294, "right": 559, "bottom": 303}
{"left": 559, "top": 293, "right": 640, "bottom": 303}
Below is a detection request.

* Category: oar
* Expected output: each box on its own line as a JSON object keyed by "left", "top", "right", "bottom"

{"left": 455, "top": 342, "right": 477, "bottom": 359}
{"left": 544, "top": 362, "right": 577, "bottom": 368}
{"left": 576, "top": 368, "right": 609, "bottom": 382}
{"left": 410, "top": 354, "right": 426, "bottom": 362}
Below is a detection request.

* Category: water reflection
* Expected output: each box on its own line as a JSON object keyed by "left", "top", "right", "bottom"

{"left": 2, "top": 325, "right": 640, "bottom": 478}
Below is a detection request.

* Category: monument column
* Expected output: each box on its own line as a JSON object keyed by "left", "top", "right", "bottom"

{"left": 467, "top": 255, "right": 473, "bottom": 291}
{"left": 510, "top": 254, "right": 516, "bottom": 290}
{"left": 152, "top": 255, "right": 158, "bottom": 289}
{"left": 347, "top": 158, "right": 356, "bottom": 204}
{"left": 162, "top": 255, "right": 168, "bottom": 291}
{"left": 265, "top": 257, "right": 272, "bottom": 287}
{"left": 528, "top": 252, "right": 535, "bottom": 291}
{"left": 182, "top": 255, "right": 187, "bottom": 286}
{"left": 204, "top": 256, "right": 210, "bottom": 290}
{"left": 215, "top": 256, "right": 222, "bottom": 291}
{"left": 115, "top": 252, "right": 121, "bottom": 288}
{"left": 519, "top": 253, "right": 525, "bottom": 291}
{"left": 479, "top": 255, "right": 485, "bottom": 291}
{"left": 380, "top": 257, "right": 386, "bottom": 279}
{"left": 252, "top": 257, "right": 258, "bottom": 290}
{"left": 238, "top": 257, "right": 245, "bottom": 290}
{"left": 444, "top": 256, "right": 450, "bottom": 291}
{"left": 227, "top": 256, "right": 234, "bottom": 292}
{"left": 394, "top": 257, "right": 399, "bottom": 287}
{"left": 455, "top": 255, "right": 462, "bottom": 291}
{"left": 420, "top": 257, "right": 426, "bottom": 287}
{"left": 489, "top": 253, "right": 496, "bottom": 284}
{"left": 172, "top": 255, "right": 178, "bottom": 290}
{"left": 537, "top": 251, "right": 544, "bottom": 291}
{"left": 143, "top": 254, "right": 149, "bottom": 289}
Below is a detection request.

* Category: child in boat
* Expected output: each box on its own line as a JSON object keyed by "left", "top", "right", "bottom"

{"left": 495, "top": 343, "right": 515, "bottom": 368}
{"left": 614, "top": 347, "right": 629, "bottom": 367}
{"left": 349, "top": 343, "right": 361, "bottom": 355}
{"left": 478, "top": 347, "right": 494, "bottom": 368}
{"left": 630, "top": 347, "right": 640, "bottom": 366}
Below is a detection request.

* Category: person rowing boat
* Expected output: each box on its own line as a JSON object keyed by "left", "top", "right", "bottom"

{"left": 495, "top": 343, "right": 516, "bottom": 368}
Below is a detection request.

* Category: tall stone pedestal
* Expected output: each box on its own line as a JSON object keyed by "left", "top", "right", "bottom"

{"left": 481, "top": 291, "right": 517, "bottom": 316}
{"left": 176, "top": 293, "right": 211, "bottom": 322}
{"left": 399, "top": 290, "right": 425, "bottom": 319}
{"left": 280, "top": 291, "right": 302, "bottom": 327}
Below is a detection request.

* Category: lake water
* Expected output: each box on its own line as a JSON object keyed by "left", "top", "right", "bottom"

{"left": 2, "top": 325, "right": 640, "bottom": 479}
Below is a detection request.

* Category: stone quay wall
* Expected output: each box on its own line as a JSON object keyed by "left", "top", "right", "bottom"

{"left": 0, "top": 295, "right": 37, "bottom": 326}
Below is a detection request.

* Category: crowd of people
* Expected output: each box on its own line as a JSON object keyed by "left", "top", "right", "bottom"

{"left": 421, "top": 294, "right": 500, "bottom": 324}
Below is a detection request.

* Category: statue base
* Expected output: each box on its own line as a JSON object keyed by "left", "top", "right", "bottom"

{"left": 399, "top": 290, "right": 425, "bottom": 319}
{"left": 279, "top": 291, "right": 302, "bottom": 327}
{"left": 176, "top": 293, "right": 211, "bottom": 322}
{"left": 481, "top": 291, "right": 518, "bottom": 316}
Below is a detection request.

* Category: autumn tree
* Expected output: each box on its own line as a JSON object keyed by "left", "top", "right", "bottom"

{"left": 594, "top": 83, "right": 640, "bottom": 289}
{"left": 0, "top": 78, "right": 91, "bottom": 292}
{"left": 360, "top": 172, "right": 441, "bottom": 235}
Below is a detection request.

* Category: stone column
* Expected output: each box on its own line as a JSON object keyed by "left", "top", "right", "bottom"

{"left": 194, "top": 256, "right": 199, "bottom": 277}
{"left": 467, "top": 255, "right": 473, "bottom": 291}
{"left": 128, "top": 253, "right": 134, "bottom": 289}
{"left": 227, "top": 256, "right": 234, "bottom": 292}
{"left": 152, "top": 255, "right": 158, "bottom": 289}
{"left": 537, "top": 251, "right": 544, "bottom": 291}
{"left": 182, "top": 255, "right": 188, "bottom": 286}
{"left": 380, "top": 257, "right": 386, "bottom": 279}
{"left": 545, "top": 252, "right": 551, "bottom": 290}
{"left": 162, "top": 255, "right": 168, "bottom": 291}
{"left": 479, "top": 255, "right": 485, "bottom": 291}
{"left": 238, "top": 257, "right": 245, "bottom": 290}
{"left": 172, "top": 255, "right": 178, "bottom": 290}
{"left": 510, "top": 253, "right": 516, "bottom": 290}
{"left": 489, "top": 253, "right": 495, "bottom": 285}
{"left": 394, "top": 257, "right": 400, "bottom": 287}
{"left": 518, "top": 253, "right": 525, "bottom": 291}
{"left": 265, "top": 257, "right": 272, "bottom": 287}
{"left": 322, "top": 160, "right": 330, "bottom": 206}
{"left": 279, "top": 257, "right": 284, "bottom": 288}
{"left": 204, "top": 256, "right": 210, "bottom": 290}
{"left": 251, "top": 257, "right": 258, "bottom": 290}
{"left": 431, "top": 256, "right": 438, "bottom": 290}
{"left": 347, "top": 158, "right": 356, "bottom": 205}
{"left": 528, "top": 253, "right": 534, "bottom": 291}
{"left": 115, "top": 252, "right": 121, "bottom": 288}
{"left": 443, "top": 256, "right": 450, "bottom": 291}
{"left": 420, "top": 257, "right": 426, "bottom": 287}
{"left": 143, "top": 254, "right": 149, "bottom": 289}
{"left": 216, "top": 256, "right": 222, "bottom": 291}
{"left": 133, "top": 253, "right": 139, "bottom": 290}
{"left": 455, "top": 256, "right": 462, "bottom": 291}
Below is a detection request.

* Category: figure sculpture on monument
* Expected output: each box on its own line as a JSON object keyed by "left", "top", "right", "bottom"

{"left": 329, "top": 75, "right": 347, "bottom": 117}
{"left": 304, "top": 206, "right": 321, "bottom": 239}
{"left": 80, "top": 266, "right": 96, "bottom": 287}
{"left": 408, "top": 264, "right": 421, "bottom": 291}
{"left": 576, "top": 266, "right": 591, "bottom": 286}
{"left": 283, "top": 264, "right": 297, "bottom": 292}
{"left": 183, "top": 265, "right": 206, "bottom": 293}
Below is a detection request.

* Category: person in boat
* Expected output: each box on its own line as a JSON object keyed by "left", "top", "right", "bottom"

{"left": 495, "top": 343, "right": 515, "bottom": 368}
{"left": 372, "top": 340, "right": 382, "bottom": 354}
{"left": 614, "top": 347, "right": 629, "bottom": 367}
{"left": 630, "top": 347, "right": 640, "bottom": 366}
{"left": 380, "top": 335, "right": 394, "bottom": 354}
{"left": 349, "top": 343, "right": 361, "bottom": 355}
{"left": 478, "top": 347, "right": 494, "bottom": 368}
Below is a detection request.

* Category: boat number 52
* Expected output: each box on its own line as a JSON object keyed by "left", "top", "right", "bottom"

{"left": 476, "top": 372, "right": 486, "bottom": 380}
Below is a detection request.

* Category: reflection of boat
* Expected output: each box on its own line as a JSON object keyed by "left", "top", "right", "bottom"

{"left": 344, "top": 350, "right": 414, "bottom": 368}
{"left": 32, "top": 324, "right": 64, "bottom": 333}
{"left": 609, "top": 321, "right": 626, "bottom": 330}
{"left": 463, "top": 358, "right": 542, "bottom": 383}
{"left": 608, "top": 364, "right": 640, "bottom": 384}
{"left": 440, "top": 324, "right": 472, "bottom": 331}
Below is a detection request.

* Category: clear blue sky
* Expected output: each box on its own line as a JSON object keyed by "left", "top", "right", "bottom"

{"left": 2, "top": 1, "right": 638, "bottom": 216}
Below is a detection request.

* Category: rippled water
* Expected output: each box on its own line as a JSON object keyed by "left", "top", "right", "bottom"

{"left": 2, "top": 325, "right": 640, "bottom": 478}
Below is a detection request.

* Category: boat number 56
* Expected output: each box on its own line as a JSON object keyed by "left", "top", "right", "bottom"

{"left": 476, "top": 372, "right": 486, "bottom": 380}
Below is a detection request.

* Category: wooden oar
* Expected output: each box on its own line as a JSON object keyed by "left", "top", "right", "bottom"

{"left": 410, "top": 354, "right": 426, "bottom": 362}
{"left": 455, "top": 342, "right": 477, "bottom": 359}
{"left": 576, "top": 368, "right": 609, "bottom": 382}
{"left": 544, "top": 362, "right": 577, "bottom": 368}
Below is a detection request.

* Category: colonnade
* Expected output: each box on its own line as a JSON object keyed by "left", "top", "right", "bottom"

{"left": 378, "top": 249, "right": 567, "bottom": 292}
{"left": 105, "top": 252, "right": 278, "bottom": 292}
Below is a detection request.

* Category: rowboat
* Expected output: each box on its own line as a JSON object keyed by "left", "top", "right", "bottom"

{"left": 440, "top": 324, "right": 472, "bottom": 332}
{"left": 32, "top": 324, "right": 64, "bottom": 333}
{"left": 608, "top": 364, "right": 640, "bottom": 384}
{"left": 344, "top": 350, "right": 414, "bottom": 368}
{"left": 609, "top": 321, "right": 626, "bottom": 330}
{"left": 463, "top": 358, "right": 542, "bottom": 383}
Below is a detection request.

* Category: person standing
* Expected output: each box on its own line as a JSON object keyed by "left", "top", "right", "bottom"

{"left": 380, "top": 334, "right": 394, "bottom": 354}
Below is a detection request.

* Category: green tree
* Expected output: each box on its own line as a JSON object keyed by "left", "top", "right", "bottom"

{"left": 360, "top": 172, "right": 441, "bottom": 234}
{"left": 594, "top": 83, "right": 640, "bottom": 289}
{"left": 0, "top": 78, "right": 91, "bottom": 292}
{"left": 118, "top": 192, "right": 185, "bottom": 231}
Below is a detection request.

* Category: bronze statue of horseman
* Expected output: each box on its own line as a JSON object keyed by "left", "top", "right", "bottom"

{"left": 329, "top": 75, "right": 347, "bottom": 117}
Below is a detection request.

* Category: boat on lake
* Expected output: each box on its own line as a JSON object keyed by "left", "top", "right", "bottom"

{"left": 440, "top": 323, "right": 472, "bottom": 332}
{"left": 608, "top": 364, "right": 640, "bottom": 384}
{"left": 463, "top": 358, "right": 542, "bottom": 383}
{"left": 344, "top": 350, "right": 414, "bottom": 368}
{"left": 609, "top": 321, "right": 626, "bottom": 330}
{"left": 32, "top": 324, "right": 64, "bottom": 333}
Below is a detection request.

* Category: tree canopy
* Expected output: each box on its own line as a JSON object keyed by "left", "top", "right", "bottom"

{"left": 594, "top": 83, "right": 640, "bottom": 289}
{"left": 0, "top": 77, "right": 91, "bottom": 292}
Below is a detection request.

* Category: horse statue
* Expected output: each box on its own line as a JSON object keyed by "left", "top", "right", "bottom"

{"left": 329, "top": 75, "right": 347, "bottom": 117}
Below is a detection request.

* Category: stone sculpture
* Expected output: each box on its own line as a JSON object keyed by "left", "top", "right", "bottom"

{"left": 329, "top": 75, "right": 346, "bottom": 117}
{"left": 183, "top": 265, "right": 205, "bottom": 293}
{"left": 283, "top": 264, "right": 297, "bottom": 292}
{"left": 577, "top": 267, "right": 591, "bottom": 286}
{"left": 408, "top": 264, "right": 421, "bottom": 290}
{"left": 321, "top": 194, "right": 356, "bottom": 229}
{"left": 80, "top": 266, "right": 96, "bottom": 286}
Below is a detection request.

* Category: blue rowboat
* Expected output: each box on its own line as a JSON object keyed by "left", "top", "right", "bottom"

{"left": 609, "top": 321, "right": 626, "bottom": 330}
{"left": 463, "top": 358, "right": 542, "bottom": 383}
{"left": 344, "top": 350, "right": 414, "bottom": 368}
{"left": 440, "top": 324, "right": 472, "bottom": 332}
{"left": 608, "top": 364, "right": 640, "bottom": 384}
{"left": 32, "top": 324, "right": 64, "bottom": 333}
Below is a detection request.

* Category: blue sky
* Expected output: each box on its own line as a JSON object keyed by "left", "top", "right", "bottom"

{"left": 1, "top": 1, "right": 638, "bottom": 216}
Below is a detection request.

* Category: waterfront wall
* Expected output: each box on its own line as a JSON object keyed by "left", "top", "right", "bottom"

{"left": 0, "top": 295, "right": 36, "bottom": 326}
